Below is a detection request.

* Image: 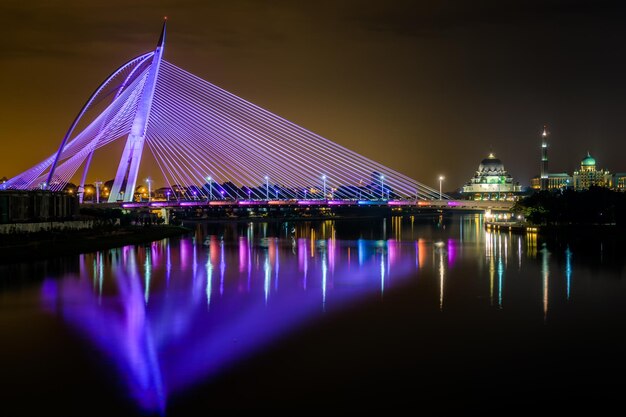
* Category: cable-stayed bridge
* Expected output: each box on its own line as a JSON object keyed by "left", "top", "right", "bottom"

{"left": 3, "top": 21, "right": 450, "bottom": 205}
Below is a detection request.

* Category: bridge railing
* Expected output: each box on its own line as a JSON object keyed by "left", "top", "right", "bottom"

{"left": 116, "top": 199, "right": 515, "bottom": 210}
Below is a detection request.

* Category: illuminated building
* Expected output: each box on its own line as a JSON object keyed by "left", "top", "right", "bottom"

{"left": 540, "top": 125, "right": 549, "bottom": 190}
{"left": 530, "top": 173, "right": 571, "bottom": 190}
{"left": 572, "top": 152, "right": 612, "bottom": 190}
{"left": 461, "top": 153, "right": 522, "bottom": 201}
{"left": 613, "top": 173, "right": 626, "bottom": 191}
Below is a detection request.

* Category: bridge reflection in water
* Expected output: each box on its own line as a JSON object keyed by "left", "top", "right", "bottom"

{"left": 39, "top": 216, "right": 558, "bottom": 414}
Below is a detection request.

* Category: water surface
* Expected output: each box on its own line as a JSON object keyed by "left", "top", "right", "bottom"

{"left": 1, "top": 215, "right": 625, "bottom": 415}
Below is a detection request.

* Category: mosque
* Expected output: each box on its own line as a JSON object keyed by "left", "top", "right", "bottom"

{"left": 461, "top": 153, "right": 522, "bottom": 201}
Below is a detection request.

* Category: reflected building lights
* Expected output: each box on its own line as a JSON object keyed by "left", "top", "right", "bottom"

{"left": 526, "top": 231, "right": 537, "bottom": 258}
{"left": 144, "top": 249, "right": 151, "bottom": 304}
{"left": 220, "top": 242, "right": 225, "bottom": 296}
{"left": 380, "top": 252, "right": 386, "bottom": 298}
{"left": 247, "top": 241, "right": 252, "bottom": 292}
{"left": 488, "top": 233, "right": 495, "bottom": 307}
{"left": 358, "top": 239, "right": 366, "bottom": 266}
{"left": 418, "top": 238, "right": 426, "bottom": 269}
{"left": 447, "top": 238, "right": 456, "bottom": 267}
{"left": 298, "top": 238, "right": 308, "bottom": 289}
{"left": 274, "top": 239, "right": 279, "bottom": 292}
{"left": 322, "top": 251, "right": 328, "bottom": 309}
{"left": 206, "top": 256, "right": 213, "bottom": 308}
{"left": 415, "top": 241, "right": 419, "bottom": 269}
{"left": 541, "top": 243, "right": 550, "bottom": 321}
{"left": 565, "top": 246, "right": 572, "bottom": 301}
{"left": 264, "top": 255, "right": 271, "bottom": 305}
{"left": 497, "top": 255, "right": 504, "bottom": 309}
{"left": 438, "top": 245, "right": 445, "bottom": 311}
{"left": 239, "top": 237, "right": 247, "bottom": 273}
{"left": 98, "top": 252, "right": 104, "bottom": 300}
{"left": 192, "top": 242, "right": 197, "bottom": 279}
{"left": 503, "top": 234, "right": 508, "bottom": 268}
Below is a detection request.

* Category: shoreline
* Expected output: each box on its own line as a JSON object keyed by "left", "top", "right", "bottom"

{"left": 486, "top": 221, "right": 626, "bottom": 240}
{"left": 0, "top": 225, "right": 191, "bottom": 265}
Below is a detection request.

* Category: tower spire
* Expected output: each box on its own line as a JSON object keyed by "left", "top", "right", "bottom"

{"left": 540, "top": 124, "right": 549, "bottom": 191}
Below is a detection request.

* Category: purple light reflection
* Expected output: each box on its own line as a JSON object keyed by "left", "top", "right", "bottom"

{"left": 40, "top": 232, "right": 428, "bottom": 414}
{"left": 447, "top": 238, "right": 457, "bottom": 267}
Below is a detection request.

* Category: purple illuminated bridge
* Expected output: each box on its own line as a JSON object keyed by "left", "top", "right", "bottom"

{"left": 3, "top": 20, "right": 447, "bottom": 203}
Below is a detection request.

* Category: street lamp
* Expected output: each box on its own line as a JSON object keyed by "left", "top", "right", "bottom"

{"left": 94, "top": 181, "right": 102, "bottom": 204}
{"left": 380, "top": 175, "right": 384, "bottom": 200}
{"left": 265, "top": 176, "right": 269, "bottom": 200}
{"left": 206, "top": 176, "right": 212, "bottom": 200}
{"left": 146, "top": 178, "right": 152, "bottom": 202}
{"left": 304, "top": 189, "right": 308, "bottom": 199}
{"left": 438, "top": 176, "right": 445, "bottom": 200}
{"left": 322, "top": 174, "right": 326, "bottom": 200}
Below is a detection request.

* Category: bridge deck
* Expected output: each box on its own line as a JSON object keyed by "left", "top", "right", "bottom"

{"left": 106, "top": 199, "right": 514, "bottom": 211}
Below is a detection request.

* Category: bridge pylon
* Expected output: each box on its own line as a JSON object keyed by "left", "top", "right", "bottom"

{"left": 108, "top": 20, "right": 166, "bottom": 203}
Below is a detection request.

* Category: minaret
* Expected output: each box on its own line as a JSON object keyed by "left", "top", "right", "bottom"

{"left": 540, "top": 125, "right": 549, "bottom": 191}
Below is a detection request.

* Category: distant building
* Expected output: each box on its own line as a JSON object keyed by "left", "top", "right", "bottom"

{"left": 530, "top": 173, "right": 572, "bottom": 190}
{"left": 0, "top": 190, "right": 78, "bottom": 223}
{"left": 572, "top": 152, "right": 612, "bottom": 190}
{"left": 461, "top": 153, "right": 522, "bottom": 201}
{"left": 613, "top": 173, "right": 626, "bottom": 191}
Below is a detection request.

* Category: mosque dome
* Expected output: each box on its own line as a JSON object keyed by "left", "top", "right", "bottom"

{"left": 478, "top": 153, "right": 505, "bottom": 173}
{"left": 581, "top": 152, "right": 596, "bottom": 167}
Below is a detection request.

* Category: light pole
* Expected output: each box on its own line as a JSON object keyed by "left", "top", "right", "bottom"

{"left": 265, "top": 176, "right": 269, "bottom": 200}
{"left": 304, "top": 189, "right": 308, "bottom": 199}
{"left": 94, "top": 181, "right": 102, "bottom": 204}
{"left": 438, "top": 176, "right": 445, "bottom": 200}
{"left": 322, "top": 175, "right": 326, "bottom": 200}
{"left": 380, "top": 175, "right": 384, "bottom": 200}
{"left": 206, "top": 176, "right": 212, "bottom": 200}
{"left": 146, "top": 178, "right": 152, "bottom": 202}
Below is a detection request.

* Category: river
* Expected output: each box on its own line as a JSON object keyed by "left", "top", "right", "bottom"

{"left": 1, "top": 214, "right": 625, "bottom": 416}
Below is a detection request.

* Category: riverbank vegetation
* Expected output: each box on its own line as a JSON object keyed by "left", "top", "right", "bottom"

{"left": 513, "top": 187, "right": 626, "bottom": 226}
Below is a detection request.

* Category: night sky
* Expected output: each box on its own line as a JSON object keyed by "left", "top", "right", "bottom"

{"left": 2, "top": 0, "right": 626, "bottom": 190}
